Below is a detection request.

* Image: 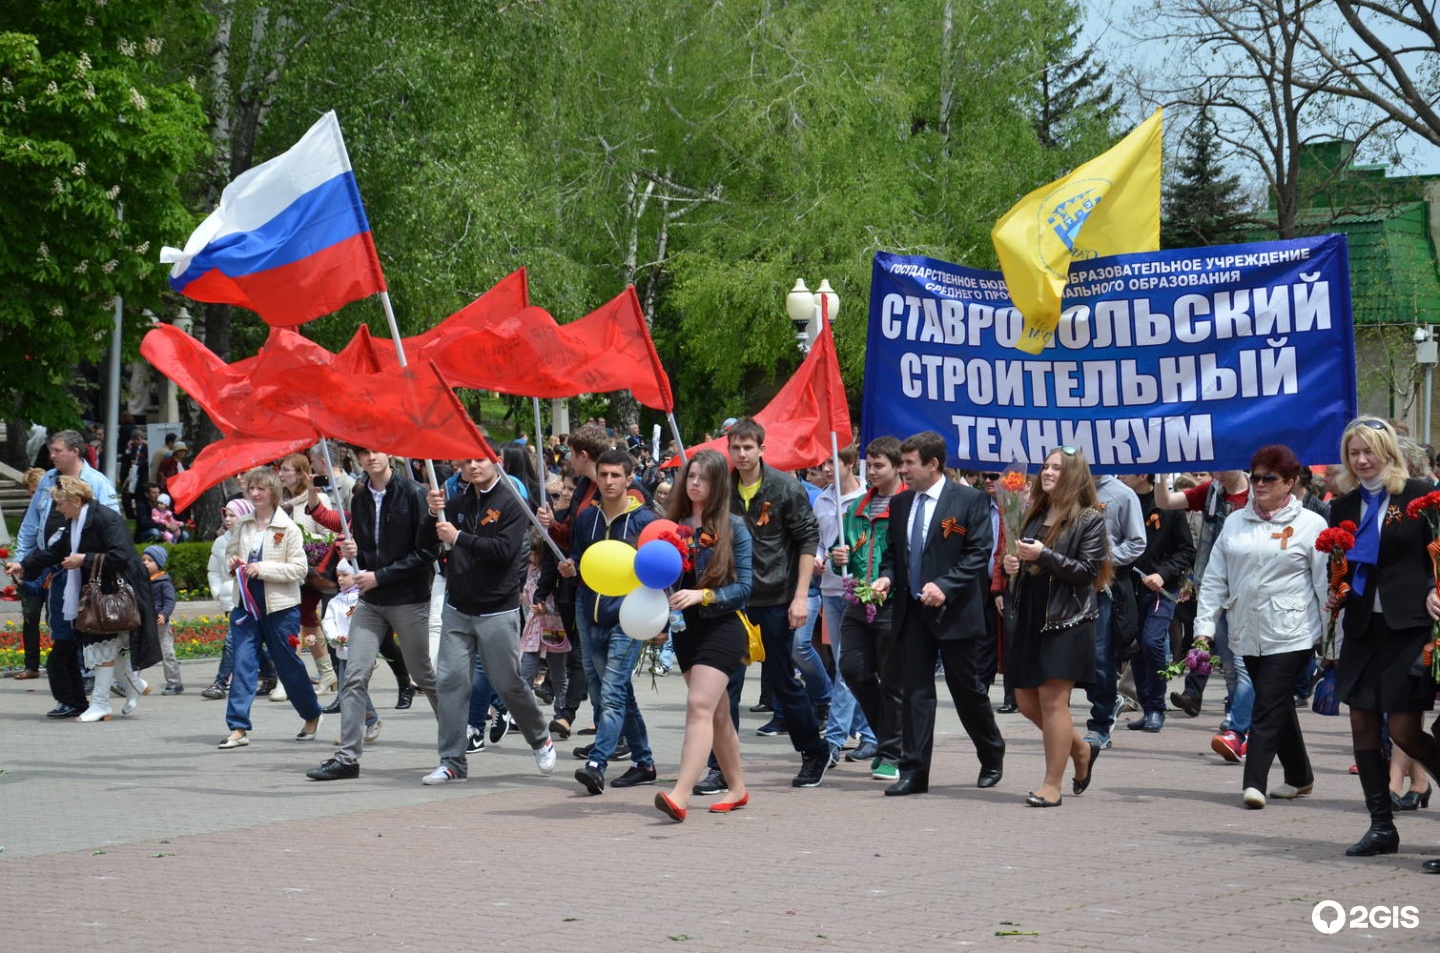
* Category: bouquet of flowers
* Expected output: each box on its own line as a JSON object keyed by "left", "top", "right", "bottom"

{"left": 1313, "top": 520, "right": 1356, "bottom": 661}
{"left": 995, "top": 465, "right": 1030, "bottom": 574}
{"left": 841, "top": 574, "right": 886, "bottom": 623}
{"left": 1160, "top": 637, "right": 1211, "bottom": 681}
{"left": 1405, "top": 492, "right": 1440, "bottom": 679}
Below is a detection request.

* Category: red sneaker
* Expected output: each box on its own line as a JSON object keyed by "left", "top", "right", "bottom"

{"left": 1211, "top": 730, "right": 1244, "bottom": 763}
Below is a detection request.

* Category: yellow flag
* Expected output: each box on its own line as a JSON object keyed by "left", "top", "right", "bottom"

{"left": 991, "top": 110, "right": 1163, "bottom": 354}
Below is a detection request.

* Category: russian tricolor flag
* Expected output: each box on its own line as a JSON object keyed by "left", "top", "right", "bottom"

{"left": 160, "top": 111, "right": 386, "bottom": 327}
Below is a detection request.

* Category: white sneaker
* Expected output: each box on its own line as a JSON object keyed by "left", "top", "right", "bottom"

{"left": 270, "top": 684, "right": 288, "bottom": 703}
{"left": 534, "top": 739, "right": 557, "bottom": 775}
{"left": 364, "top": 720, "right": 382, "bottom": 744}
{"left": 1243, "top": 787, "right": 1266, "bottom": 809}
{"left": 422, "top": 765, "right": 466, "bottom": 785}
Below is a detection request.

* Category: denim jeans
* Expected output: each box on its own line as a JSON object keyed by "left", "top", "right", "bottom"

{"left": 752, "top": 603, "right": 824, "bottom": 755}
{"left": 821, "top": 593, "right": 875, "bottom": 750}
{"left": 1086, "top": 590, "right": 1119, "bottom": 735}
{"left": 1211, "top": 612, "right": 1253, "bottom": 735}
{"left": 225, "top": 605, "right": 322, "bottom": 732}
{"left": 214, "top": 623, "right": 275, "bottom": 686}
{"left": 1130, "top": 588, "right": 1176, "bottom": 715}
{"left": 790, "top": 590, "right": 832, "bottom": 711}
{"left": 576, "top": 609, "right": 654, "bottom": 773}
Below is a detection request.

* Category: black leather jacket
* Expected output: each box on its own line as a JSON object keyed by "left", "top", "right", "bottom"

{"left": 349, "top": 473, "right": 436, "bottom": 606}
{"left": 1006, "top": 507, "right": 1110, "bottom": 633}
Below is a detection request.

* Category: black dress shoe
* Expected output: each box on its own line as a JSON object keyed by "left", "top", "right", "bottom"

{"left": 322, "top": 696, "right": 343, "bottom": 714}
{"left": 1423, "top": 858, "right": 1440, "bottom": 873}
{"left": 306, "top": 757, "right": 359, "bottom": 781}
{"left": 977, "top": 766, "right": 1003, "bottom": 788}
{"left": 996, "top": 703, "right": 1019, "bottom": 714}
{"left": 46, "top": 704, "right": 82, "bottom": 719}
{"left": 885, "top": 776, "right": 929, "bottom": 796}
{"left": 395, "top": 686, "right": 415, "bottom": 710}
{"left": 749, "top": 702, "right": 773, "bottom": 713}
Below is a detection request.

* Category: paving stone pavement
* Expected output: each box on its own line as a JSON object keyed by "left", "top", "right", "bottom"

{"left": 0, "top": 654, "right": 1437, "bottom": 952}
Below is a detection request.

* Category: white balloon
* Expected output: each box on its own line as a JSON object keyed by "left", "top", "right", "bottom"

{"left": 619, "top": 585, "right": 670, "bottom": 640}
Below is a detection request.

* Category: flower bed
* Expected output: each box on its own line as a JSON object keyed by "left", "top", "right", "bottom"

{"left": 0, "top": 616, "right": 230, "bottom": 670}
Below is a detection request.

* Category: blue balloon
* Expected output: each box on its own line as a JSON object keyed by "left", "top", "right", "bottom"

{"left": 634, "top": 539, "right": 683, "bottom": 590}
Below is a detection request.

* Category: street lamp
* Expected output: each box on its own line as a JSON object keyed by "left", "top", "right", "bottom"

{"left": 786, "top": 278, "right": 839, "bottom": 353}
{"left": 1416, "top": 325, "right": 1436, "bottom": 441}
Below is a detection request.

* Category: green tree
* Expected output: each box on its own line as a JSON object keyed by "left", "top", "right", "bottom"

{"left": 1030, "top": 0, "right": 1122, "bottom": 160}
{"left": 1161, "top": 109, "right": 1250, "bottom": 248}
{"left": 0, "top": 2, "right": 208, "bottom": 427}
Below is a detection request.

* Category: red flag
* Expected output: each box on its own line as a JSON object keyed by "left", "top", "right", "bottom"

{"left": 663, "top": 322, "right": 850, "bottom": 471}
{"left": 167, "top": 435, "right": 316, "bottom": 512}
{"left": 140, "top": 325, "right": 314, "bottom": 441}
{"left": 431, "top": 287, "right": 674, "bottom": 411}
{"left": 252, "top": 359, "right": 498, "bottom": 462}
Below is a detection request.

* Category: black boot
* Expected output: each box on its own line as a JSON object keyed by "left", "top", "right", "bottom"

{"left": 1347, "top": 749, "right": 1399, "bottom": 856}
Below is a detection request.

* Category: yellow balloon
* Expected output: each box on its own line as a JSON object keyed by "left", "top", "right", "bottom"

{"left": 580, "top": 539, "right": 640, "bottom": 596}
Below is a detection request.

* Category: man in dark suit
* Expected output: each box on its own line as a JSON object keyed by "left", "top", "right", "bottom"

{"left": 873, "top": 431, "right": 1005, "bottom": 795}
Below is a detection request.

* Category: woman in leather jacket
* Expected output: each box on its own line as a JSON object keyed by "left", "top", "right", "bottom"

{"left": 1002, "top": 447, "right": 1112, "bottom": 807}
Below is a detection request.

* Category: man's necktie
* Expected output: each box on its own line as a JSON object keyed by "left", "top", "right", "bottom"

{"left": 909, "top": 493, "right": 929, "bottom": 597}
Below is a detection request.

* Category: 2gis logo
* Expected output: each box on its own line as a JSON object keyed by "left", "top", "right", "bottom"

{"left": 1312, "top": 900, "right": 1419, "bottom": 934}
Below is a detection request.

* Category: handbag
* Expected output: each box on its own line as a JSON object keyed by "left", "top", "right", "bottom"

{"left": 1312, "top": 665, "right": 1340, "bottom": 716}
{"left": 75, "top": 553, "right": 143, "bottom": 635}
{"left": 739, "top": 611, "right": 765, "bottom": 665}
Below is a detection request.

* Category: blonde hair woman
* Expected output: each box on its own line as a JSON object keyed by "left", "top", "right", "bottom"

{"left": 218, "top": 466, "right": 323, "bottom": 748}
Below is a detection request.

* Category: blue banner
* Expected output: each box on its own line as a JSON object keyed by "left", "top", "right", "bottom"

{"left": 863, "top": 236, "right": 1356, "bottom": 473}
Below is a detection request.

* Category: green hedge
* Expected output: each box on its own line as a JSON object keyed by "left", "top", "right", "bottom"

{"left": 134, "top": 541, "right": 213, "bottom": 597}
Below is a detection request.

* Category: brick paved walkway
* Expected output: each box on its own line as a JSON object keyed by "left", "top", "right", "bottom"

{"left": 0, "top": 656, "right": 1435, "bottom": 951}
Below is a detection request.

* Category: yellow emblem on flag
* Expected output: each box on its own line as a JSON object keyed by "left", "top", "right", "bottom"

{"left": 992, "top": 110, "right": 1163, "bottom": 355}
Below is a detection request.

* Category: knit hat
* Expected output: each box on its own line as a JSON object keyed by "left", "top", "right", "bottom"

{"left": 143, "top": 545, "right": 168, "bottom": 569}
{"left": 224, "top": 499, "right": 255, "bottom": 519}
{"left": 157, "top": 493, "right": 172, "bottom": 507}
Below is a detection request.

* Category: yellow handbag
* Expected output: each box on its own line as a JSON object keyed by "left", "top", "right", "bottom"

{"left": 739, "top": 611, "right": 765, "bottom": 664}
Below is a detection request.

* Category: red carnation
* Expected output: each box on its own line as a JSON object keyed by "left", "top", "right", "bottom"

{"left": 1338, "top": 520, "right": 1357, "bottom": 534}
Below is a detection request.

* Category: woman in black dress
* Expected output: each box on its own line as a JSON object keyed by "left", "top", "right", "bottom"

{"left": 7, "top": 476, "right": 160, "bottom": 721}
{"left": 1002, "top": 447, "right": 1111, "bottom": 807}
{"left": 1328, "top": 417, "right": 1440, "bottom": 859}
{"left": 654, "top": 449, "right": 753, "bottom": 822}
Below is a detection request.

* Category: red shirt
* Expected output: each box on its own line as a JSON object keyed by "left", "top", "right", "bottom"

{"left": 1181, "top": 479, "right": 1248, "bottom": 512}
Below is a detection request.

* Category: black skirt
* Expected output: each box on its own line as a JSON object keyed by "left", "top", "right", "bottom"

{"left": 674, "top": 609, "right": 747, "bottom": 677}
{"left": 1335, "top": 613, "right": 1436, "bottom": 713}
{"left": 1003, "top": 571, "right": 1096, "bottom": 689}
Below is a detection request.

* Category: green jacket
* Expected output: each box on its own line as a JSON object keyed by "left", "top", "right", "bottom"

{"left": 841, "top": 484, "right": 905, "bottom": 586}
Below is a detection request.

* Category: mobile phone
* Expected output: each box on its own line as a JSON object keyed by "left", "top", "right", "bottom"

{"left": 313, "top": 475, "right": 330, "bottom": 488}
{"left": 1020, "top": 537, "right": 1036, "bottom": 545}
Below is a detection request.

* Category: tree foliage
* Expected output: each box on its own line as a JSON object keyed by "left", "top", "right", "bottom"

{"left": 1162, "top": 109, "right": 1251, "bottom": 248}
{"left": 0, "top": 0, "right": 208, "bottom": 425}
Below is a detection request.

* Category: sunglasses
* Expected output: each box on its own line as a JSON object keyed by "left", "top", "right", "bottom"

{"left": 1051, "top": 446, "right": 1077, "bottom": 456}
{"left": 1251, "top": 473, "right": 1286, "bottom": 484}
{"left": 1360, "top": 419, "right": 1388, "bottom": 431}
{"left": 982, "top": 472, "right": 1001, "bottom": 480}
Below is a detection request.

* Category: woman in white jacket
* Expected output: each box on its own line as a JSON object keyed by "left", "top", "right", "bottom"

{"left": 218, "top": 467, "right": 324, "bottom": 749}
{"left": 1195, "top": 445, "right": 1328, "bottom": 809}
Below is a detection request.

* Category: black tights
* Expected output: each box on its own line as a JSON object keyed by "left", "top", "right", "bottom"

{"left": 1351, "top": 708, "right": 1440, "bottom": 777}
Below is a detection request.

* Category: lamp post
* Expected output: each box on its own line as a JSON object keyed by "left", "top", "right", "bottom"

{"left": 786, "top": 279, "right": 839, "bottom": 353}
{"left": 1416, "top": 325, "right": 1437, "bottom": 443}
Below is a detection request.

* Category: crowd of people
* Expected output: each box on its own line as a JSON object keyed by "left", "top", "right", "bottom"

{"left": 7, "top": 417, "right": 1440, "bottom": 858}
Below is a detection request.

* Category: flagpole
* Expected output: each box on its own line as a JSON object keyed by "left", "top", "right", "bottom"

{"left": 531, "top": 397, "right": 548, "bottom": 511}
{"left": 379, "top": 290, "right": 439, "bottom": 492}
{"left": 316, "top": 439, "right": 351, "bottom": 538}
{"left": 666, "top": 413, "right": 688, "bottom": 465}
{"left": 490, "top": 459, "right": 567, "bottom": 562}
{"left": 818, "top": 293, "right": 847, "bottom": 577}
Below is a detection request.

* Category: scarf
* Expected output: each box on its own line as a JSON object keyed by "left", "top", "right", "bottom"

{"left": 61, "top": 503, "right": 89, "bottom": 621}
{"left": 1350, "top": 478, "right": 1386, "bottom": 597}
{"left": 1251, "top": 494, "right": 1293, "bottom": 522}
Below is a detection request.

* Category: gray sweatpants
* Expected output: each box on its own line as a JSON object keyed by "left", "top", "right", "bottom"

{"left": 436, "top": 604, "right": 550, "bottom": 777}
{"left": 335, "top": 600, "right": 437, "bottom": 766}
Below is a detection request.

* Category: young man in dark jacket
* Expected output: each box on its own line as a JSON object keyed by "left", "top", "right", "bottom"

{"left": 561, "top": 449, "right": 658, "bottom": 795}
{"left": 1119, "top": 473, "right": 1195, "bottom": 733}
{"left": 306, "top": 448, "right": 438, "bottom": 782}
{"left": 419, "top": 451, "right": 557, "bottom": 784}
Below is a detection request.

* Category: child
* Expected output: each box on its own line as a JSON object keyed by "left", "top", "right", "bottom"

{"left": 152, "top": 493, "right": 188, "bottom": 543}
{"left": 521, "top": 530, "right": 569, "bottom": 714}
{"left": 324, "top": 559, "right": 382, "bottom": 743}
{"left": 143, "top": 545, "right": 182, "bottom": 694}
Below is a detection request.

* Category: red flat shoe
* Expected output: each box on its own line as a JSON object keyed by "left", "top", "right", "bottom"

{"left": 709, "top": 792, "right": 749, "bottom": 813}
{"left": 654, "top": 791, "right": 686, "bottom": 822}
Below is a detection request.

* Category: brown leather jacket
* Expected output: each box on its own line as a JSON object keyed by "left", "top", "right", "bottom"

{"left": 1005, "top": 507, "right": 1110, "bottom": 633}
